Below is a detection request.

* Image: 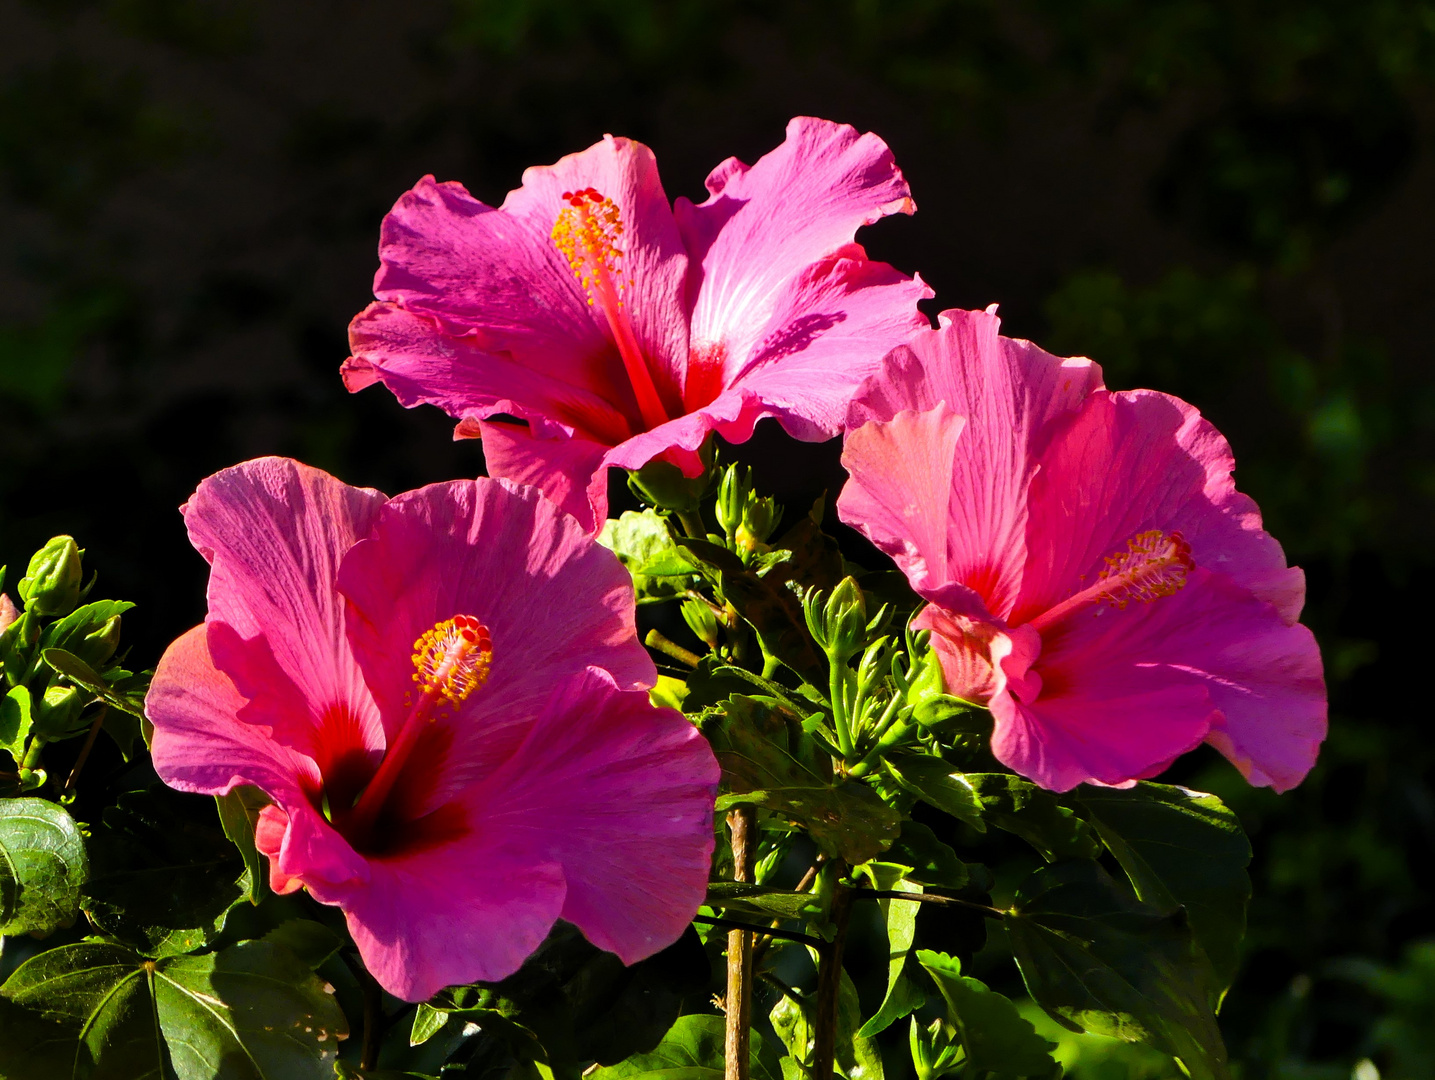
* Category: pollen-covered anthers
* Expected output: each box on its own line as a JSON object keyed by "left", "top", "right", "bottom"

{"left": 412, "top": 614, "right": 492, "bottom": 709}
{"left": 1096, "top": 530, "right": 1194, "bottom": 609}
{"left": 1028, "top": 530, "right": 1196, "bottom": 633}
{"left": 551, "top": 187, "right": 629, "bottom": 303}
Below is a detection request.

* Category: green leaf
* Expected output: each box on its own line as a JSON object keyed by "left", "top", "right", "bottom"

{"left": 598, "top": 510, "right": 700, "bottom": 602}
{"left": 884, "top": 756, "right": 986, "bottom": 830}
{"left": 886, "top": 820, "right": 970, "bottom": 890}
{"left": 410, "top": 1002, "right": 450, "bottom": 1047}
{"left": 0, "top": 996, "right": 75, "bottom": 1079}
{"left": 769, "top": 972, "right": 883, "bottom": 1080}
{"left": 1075, "top": 782, "right": 1252, "bottom": 998}
{"left": 41, "top": 646, "right": 145, "bottom": 718}
{"left": 2, "top": 939, "right": 349, "bottom": 1079}
{"left": 0, "top": 796, "right": 89, "bottom": 936}
{"left": 967, "top": 773, "right": 1101, "bottom": 861}
{"left": 719, "top": 566, "right": 826, "bottom": 684}
{"left": 217, "top": 785, "right": 270, "bottom": 904}
{"left": 705, "top": 882, "right": 820, "bottom": 919}
{"left": 857, "top": 875, "right": 925, "bottom": 1038}
{"left": 916, "top": 950, "right": 1059, "bottom": 1077}
{"left": 588, "top": 1014, "right": 778, "bottom": 1080}
{"left": 260, "top": 920, "right": 343, "bottom": 970}
{"left": 1005, "top": 860, "right": 1228, "bottom": 1080}
{"left": 768, "top": 512, "right": 846, "bottom": 593}
{"left": 81, "top": 787, "right": 248, "bottom": 957}
{"left": 716, "top": 698, "right": 898, "bottom": 863}
{"left": 0, "top": 684, "right": 33, "bottom": 763}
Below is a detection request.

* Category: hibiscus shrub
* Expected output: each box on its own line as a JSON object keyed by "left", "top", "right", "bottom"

{"left": 0, "top": 120, "right": 1324, "bottom": 1080}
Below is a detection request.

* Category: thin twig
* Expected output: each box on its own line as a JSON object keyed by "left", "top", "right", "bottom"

{"left": 725, "top": 807, "right": 757, "bottom": 1080}
{"left": 63, "top": 705, "right": 108, "bottom": 796}
{"left": 645, "top": 629, "right": 702, "bottom": 668}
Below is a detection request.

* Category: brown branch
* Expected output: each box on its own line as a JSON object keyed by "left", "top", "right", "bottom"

{"left": 62, "top": 705, "right": 108, "bottom": 796}
{"left": 725, "top": 806, "right": 757, "bottom": 1080}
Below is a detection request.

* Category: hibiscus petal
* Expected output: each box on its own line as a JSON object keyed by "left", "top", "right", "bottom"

{"left": 995, "top": 568, "right": 1325, "bottom": 792}
{"left": 840, "top": 404, "right": 967, "bottom": 595}
{"left": 498, "top": 135, "right": 691, "bottom": 403}
{"left": 476, "top": 418, "right": 613, "bottom": 533}
{"left": 470, "top": 668, "right": 719, "bottom": 965}
{"left": 1016, "top": 390, "right": 1307, "bottom": 625}
{"left": 842, "top": 309, "right": 1102, "bottom": 615}
{"left": 336, "top": 477, "right": 655, "bottom": 799}
{"left": 348, "top": 302, "right": 637, "bottom": 447}
{"left": 722, "top": 249, "right": 933, "bottom": 441}
{"left": 335, "top": 840, "right": 567, "bottom": 1001}
{"left": 677, "top": 116, "right": 918, "bottom": 375}
{"left": 180, "top": 457, "right": 387, "bottom": 752}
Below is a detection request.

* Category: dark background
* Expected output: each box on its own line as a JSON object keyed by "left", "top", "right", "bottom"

{"left": 2, "top": 1, "right": 1433, "bottom": 1076}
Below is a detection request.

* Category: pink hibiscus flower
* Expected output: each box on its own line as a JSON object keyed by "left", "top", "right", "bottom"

{"left": 343, "top": 117, "right": 932, "bottom": 530}
{"left": 145, "top": 457, "right": 719, "bottom": 1001}
{"left": 839, "top": 309, "right": 1326, "bottom": 793}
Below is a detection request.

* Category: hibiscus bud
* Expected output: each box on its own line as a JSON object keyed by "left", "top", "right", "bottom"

{"left": 715, "top": 466, "right": 781, "bottom": 554}
{"left": 804, "top": 576, "right": 868, "bottom": 660}
{"left": 680, "top": 598, "right": 721, "bottom": 649}
{"left": 18, "top": 537, "right": 84, "bottom": 617}
{"left": 0, "top": 592, "right": 18, "bottom": 633}
{"left": 35, "top": 683, "right": 86, "bottom": 738}
{"left": 627, "top": 439, "right": 716, "bottom": 513}
{"left": 715, "top": 466, "right": 748, "bottom": 538}
{"left": 75, "top": 615, "right": 123, "bottom": 668}
{"left": 738, "top": 495, "right": 780, "bottom": 551}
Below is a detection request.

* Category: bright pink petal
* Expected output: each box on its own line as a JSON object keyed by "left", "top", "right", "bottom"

{"left": 676, "top": 117, "right": 918, "bottom": 376}
{"left": 839, "top": 404, "right": 967, "bottom": 595}
{"left": 498, "top": 135, "right": 690, "bottom": 401}
{"left": 180, "top": 457, "right": 387, "bottom": 753}
{"left": 1015, "top": 390, "right": 1306, "bottom": 626}
{"left": 334, "top": 841, "right": 567, "bottom": 1001}
{"left": 722, "top": 249, "right": 933, "bottom": 441}
{"left": 349, "top": 303, "right": 637, "bottom": 447}
{"left": 470, "top": 668, "right": 719, "bottom": 964}
{"left": 336, "top": 477, "right": 655, "bottom": 803}
{"left": 993, "top": 568, "right": 1325, "bottom": 791}
{"left": 476, "top": 418, "right": 613, "bottom": 532}
{"left": 147, "top": 625, "right": 371, "bottom": 892}
{"left": 842, "top": 310, "right": 1102, "bottom": 615}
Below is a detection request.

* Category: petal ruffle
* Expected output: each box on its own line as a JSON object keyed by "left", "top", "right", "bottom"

{"left": 468, "top": 668, "right": 719, "bottom": 965}
{"left": 336, "top": 477, "right": 655, "bottom": 805}
{"left": 180, "top": 457, "right": 387, "bottom": 753}
{"left": 677, "top": 117, "right": 918, "bottom": 375}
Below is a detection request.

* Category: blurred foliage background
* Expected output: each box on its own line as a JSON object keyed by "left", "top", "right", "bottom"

{"left": 1, "top": 1, "right": 1433, "bottom": 1076}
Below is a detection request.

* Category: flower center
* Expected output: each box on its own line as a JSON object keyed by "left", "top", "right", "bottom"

{"left": 1028, "top": 530, "right": 1194, "bottom": 633}
{"left": 552, "top": 187, "right": 670, "bottom": 431}
{"left": 341, "top": 614, "right": 493, "bottom": 838}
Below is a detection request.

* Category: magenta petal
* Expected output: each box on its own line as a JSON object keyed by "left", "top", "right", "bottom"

{"left": 349, "top": 302, "right": 637, "bottom": 447}
{"left": 336, "top": 843, "right": 567, "bottom": 1001}
{"left": 471, "top": 667, "right": 719, "bottom": 964}
{"left": 840, "top": 404, "right": 968, "bottom": 595}
{"left": 337, "top": 477, "right": 655, "bottom": 797}
{"left": 1017, "top": 390, "right": 1307, "bottom": 625}
{"left": 498, "top": 135, "right": 691, "bottom": 398}
{"left": 181, "top": 457, "right": 387, "bottom": 749}
{"left": 843, "top": 310, "right": 1102, "bottom": 614}
{"left": 677, "top": 117, "right": 918, "bottom": 371}
{"left": 724, "top": 250, "right": 933, "bottom": 441}
{"left": 477, "top": 418, "right": 613, "bottom": 533}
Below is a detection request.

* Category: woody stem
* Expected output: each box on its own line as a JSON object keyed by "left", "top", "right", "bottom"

{"left": 811, "top": 878, "right": 854, "bottom": 1080}
{"left": 725, "top": 806, "right": 757, "bottom": 1080}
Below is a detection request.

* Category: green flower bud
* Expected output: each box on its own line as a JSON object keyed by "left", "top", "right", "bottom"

{"left": 680, "top": 598, "right": 721, "bottom": 649}
{"left": 18, "top": 537, "right": 84, "bottom": 618}
{"left": 804, "top": 576, "right": 868, "bottom": 660}
{"left": 35, "top": 683, "right": 86, "bottom": 738}
{"left": 76, "top": 615, "right": 123, "bottom": 668}
{"left": 627, "top": 439, "right": 716, "bottom": 512}
{"left": 715, "top": 466, "right": 748, "bottom": 538}
{"left": 737, "top": 494, "right": 780, "bottom": 550}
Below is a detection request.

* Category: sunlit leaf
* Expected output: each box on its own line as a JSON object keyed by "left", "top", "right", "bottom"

{"left": 916, "top": 950, "right": 1059, "bottom": 1077}
{"left": 0, "top": 796, "right": 88, "bottom": 936}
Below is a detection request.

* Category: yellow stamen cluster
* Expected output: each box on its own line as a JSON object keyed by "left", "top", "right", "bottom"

{"left": 411, "top": 614, "right": 492, "bottom": 709}
{"left": 551, "top": 187, "right": 629, "bottom": 306}
{"left": 1097, "top": 530, "right": 1194, "bottom": 609}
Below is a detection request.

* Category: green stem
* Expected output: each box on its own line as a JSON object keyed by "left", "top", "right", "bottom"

{"left": 677, "top": 509, "right": 705, "bottom": 539}
{"left": 846, "top": 714, "right": 915, "bottom": 779}
{"left": 645, "top": 629, "right": 702, "bottom": 668}
{"left": 828, "top": 663, "right": 854, "bottom": 759}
